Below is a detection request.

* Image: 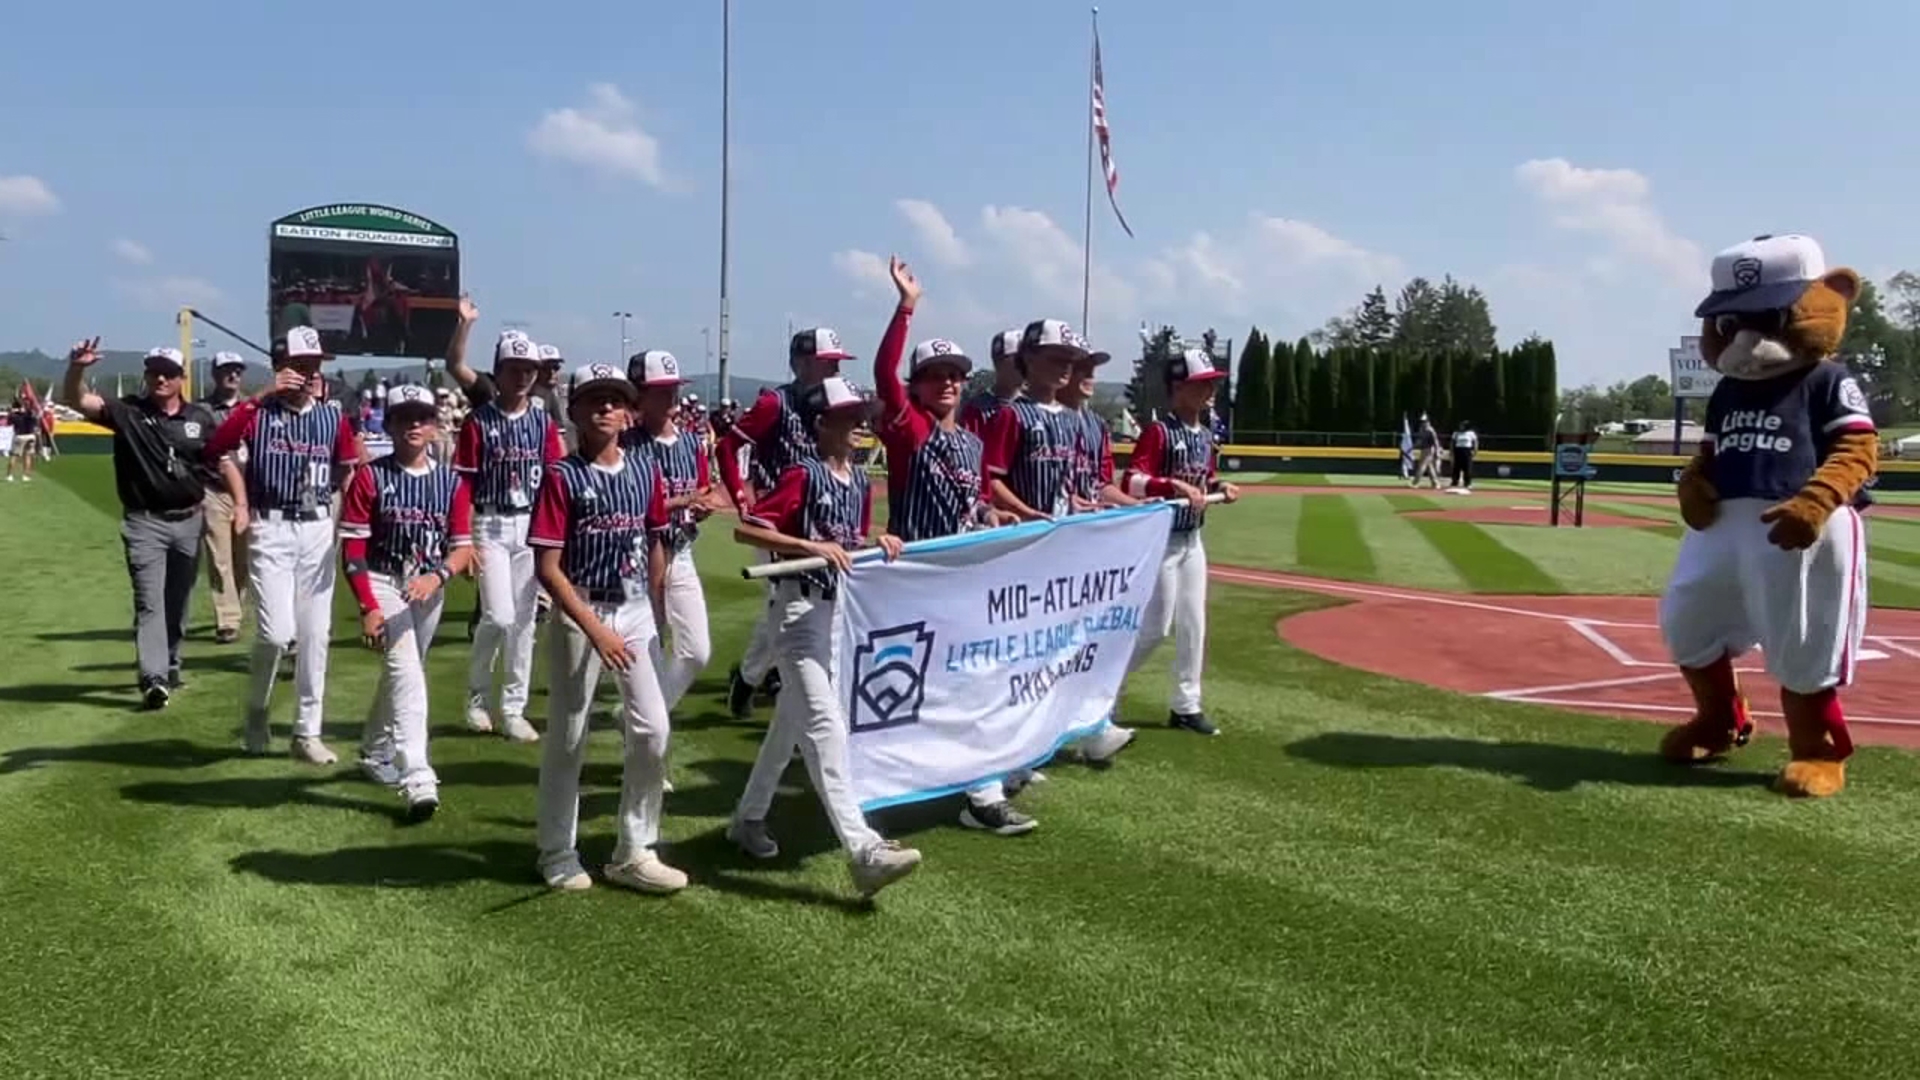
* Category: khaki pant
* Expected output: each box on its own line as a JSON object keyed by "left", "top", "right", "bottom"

{"left": 202, "top": 489, "right": 250, "bottom": 634}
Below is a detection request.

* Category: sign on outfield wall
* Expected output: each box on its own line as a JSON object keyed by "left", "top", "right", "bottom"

{"left": 1669, "top": 336, "right": 1720, "bottom": 399}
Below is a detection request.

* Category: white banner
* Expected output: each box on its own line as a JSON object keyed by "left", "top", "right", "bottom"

{"left": 308, "top": 304, "right": 357, "bottom": 333}
{"left": 1669, "top": 336, "right": 1719, "bottom": 399}
{"left": 272, "top": 223, "right": 457, "bottom": 248}
{"left": 836, "top": 502, "right": 1173, "bottom": 811}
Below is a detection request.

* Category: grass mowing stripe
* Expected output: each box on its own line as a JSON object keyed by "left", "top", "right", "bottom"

{"left": 1384, "top": 493, "right": 1443, "bottom": 512}
{"left": 1295, "top": 495, "right": 1377, "bottom": 580}
{"left": 1402, "top": 517, "right": 1561, "bottom": 593}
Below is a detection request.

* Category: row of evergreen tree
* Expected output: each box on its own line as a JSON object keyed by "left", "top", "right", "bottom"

{"left": 1230, "top": 332, "right": 1560, "bottom": 439}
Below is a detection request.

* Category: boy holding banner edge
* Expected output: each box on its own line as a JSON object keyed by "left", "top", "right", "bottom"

{"left": 728, "top": 376, "right": 924, "bottom": 900}
{"left": 1120, "top": 348, "right": 1240, "bottom": 736}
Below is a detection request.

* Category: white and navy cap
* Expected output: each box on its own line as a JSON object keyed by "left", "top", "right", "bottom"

{"left": 1020, "top": 318, "right": 1110, "bottom": 365}
{"left": 143, "top": 346, "right": 186, "bottom": 375}
{"left": 567, "top": 362, "right": 639, "bottom": 404}
{"left": 790, "top": 327, "right": 854, "bottom": 363}
{"left": 494, "top": 331, "right": 537, "bottom": 366}
{"left": 801, "top": 375, "right": 872, "bottom": 417}
{"left": 989, "top": 329, "right": 1023, "bottom": 365}
{"left": 909, "top": 337, "right": 972, "bottom": 378}
{"left": 212, "top": 350, "right": 246, "bottom": 371}
{"left": 537, "top": 343, "right": 564, "bottom": 366}
{"left": 1168, "top": 347, "right": 1228, "bottom": 383}
{"left": 1695, "top": 234, "right": 1829, "bottom": 318}
{"left": 385, "top": 383, "right": 437, "bottom": 417}
{"left": 627, "top": 349, "right": 691, "bottom": 386}
{"left": 282, "top": 325, "right": 328, "bottom": 361}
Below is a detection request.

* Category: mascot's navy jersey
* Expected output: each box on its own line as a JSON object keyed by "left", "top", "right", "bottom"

{"left": 1703, "top": 363, "right": 1876, "bottom": 507}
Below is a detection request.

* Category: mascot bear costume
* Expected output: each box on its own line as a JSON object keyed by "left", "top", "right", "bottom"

{"left": 1658, "top": 233, "right": 1876, "bottom": 798}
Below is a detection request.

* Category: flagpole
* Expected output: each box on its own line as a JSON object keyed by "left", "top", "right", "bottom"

{"left": 716, "top": 0, "right": 733, "bottom": 404}
{"left": 1079, "top": 6, "right": 1098, "bottom": 331}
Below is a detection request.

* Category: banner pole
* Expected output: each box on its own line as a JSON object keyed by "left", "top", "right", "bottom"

{"left": 740, "top": 493, "right": 1227, "bottom": 580}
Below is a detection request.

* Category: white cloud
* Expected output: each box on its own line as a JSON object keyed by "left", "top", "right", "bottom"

{"left": 895, "top": 199, "right": 972, "bottom": 268}
{"left": 1252, "top": 217, "right": 1404, "bottom": 284}
{"left": 115, "top": 275, "right": 224, "bottom": 312}
{"left": 0, "top": 174, "right": 59, "bottom": 216}
{"left": 112, "top": 238, "right": 153, "bottom": 265}
{"left": 527, "top": 83, "right": 669, "bottom": 189}
{"left": 830, "top": 249, "right": 893, "bottom": 300}
{"left": 1515, "top": 158, "right": 1702, "bottom": 289}
{"left": 978, "top": 204, "right": 1135, "bottom": 319}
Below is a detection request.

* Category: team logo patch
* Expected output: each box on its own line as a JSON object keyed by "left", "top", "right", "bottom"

{"left": 1731, "top": 256, "right": 1764, "bottom": 288}
{"left": 290, "top": 327, "right": 321, "bottom": 353}
{"left": 849, "top": 622, "right": 936, "bottom": 733}
{"left": 819, "top": 330, "right": 842, "bottom": 352}
{"left": 660, "top": 353, "right": 678, "bottom": 375}
{"left": 508, "top": 339, "right": 531, "bottom": 358}
{"left": 183, "top": 422, "right": 201, "bottom": 438}
{"left": 1840, "top": 377, "right": 1870, "bottom": 414}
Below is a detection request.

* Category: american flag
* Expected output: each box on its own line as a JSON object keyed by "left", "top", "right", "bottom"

{"left": 1092, "top": 24, "right": 1134, "bottom": 239}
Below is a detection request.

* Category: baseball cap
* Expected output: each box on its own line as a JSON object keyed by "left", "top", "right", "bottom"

{"left": 989, "top": 329, "right": 1022, "bottom": 366}
{"left": 212, "top": 351, "right": 246, "bottom": 371}
{"left": 800, "top": 375, "right": 872, "bottom": 418}
{"left": 282, "top": 325, "right": 329, "bottom": 361}
{"left": 385, "top": 383, "right": 438, "bottom": 418}
{"left": 791, "top": 327, "right": 855, "bottom": 363}
{"left": 1168, "top": 347, "right": 1228, "bottom": 383}
{"left": 143, "top": 347, "right": 186, "bottom": 376}
{"left": 909, "top": 337, "right": 972, "bottom": 378}
{"left": 1021, "top": 318, "right": 1110, "bottom": 365}
{"left": 1695, "top": 234, "right": 1828, "bottom": 317}
{"left": 567, "top": 362, "right": 639, "bottom": 404}
{"left": 627, "top": 349, "right": 691, "bottom": 386}
{"left": 537, "top": 343, "right": 564, "bottom": 366}
{"left": 494, "top": 331, "right": 537, "bottom": 367}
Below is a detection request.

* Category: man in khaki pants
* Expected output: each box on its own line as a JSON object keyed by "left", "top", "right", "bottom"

{"left": 201, "top": 353, "right": 250, "bottom": 643}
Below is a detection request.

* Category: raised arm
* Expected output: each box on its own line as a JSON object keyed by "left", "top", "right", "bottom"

{"left": 443, "top": 294, "right": 482, "bottom": 390}
{"left": 873, "top": 256, "right": 919, "bottom": 428}
{"left": 58, "top": 337, "right": 109, "bottom": 424}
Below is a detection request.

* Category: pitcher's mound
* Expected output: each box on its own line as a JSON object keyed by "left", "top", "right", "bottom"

{"left": 1399, "top": 506, "right": 1664, "bottom": 529}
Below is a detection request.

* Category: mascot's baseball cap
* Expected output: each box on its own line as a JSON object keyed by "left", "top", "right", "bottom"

{"left": 567, "top": 362, "right": 640, "bottom": 406}
{"left": 628, "top": 349, "right": 691, "bottom": 387}
{"left": 1168, "top": 347, "right": 1228, "bottom": 383}
{"left": 212, "top": 351, "right": 246, "bottom": 372}
{"left": 989, "top": 329, "right": 1023, "bottom": 366}
{"left": 143, "top": 347, "right": 186, "bottom": 377}
{"left": 1021, "top": 318, "right": 1110, "bottom": 365}
{"left": 909, "top": 338, "right": 972, "bottom": 379}
{"left": 494, "top": 331, "right": 537, "bottom": 368}
{"left": 385, "top": 383, "right": 438, "bottom": 421}
{"left": 1695, "top": 234, "right": 1829, "bottom": 317}
{"left": 790, "top": 327, "right": 855, "bottom": 364}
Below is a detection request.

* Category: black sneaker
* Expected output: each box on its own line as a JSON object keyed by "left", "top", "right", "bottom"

{"left": 141, "top": 678, "right": 170, "bottom": 711}
{"left": 727, "top": 665, "right": 756, "bottom": 719}
{"left": 760, "top": 667, "right": 783, "bottom": 699}
{"left": 959, "top": 800, "right": 1038, "bottom": 836}
{"left": 1169, "top": 711, "right": 1219, "bottom": 736}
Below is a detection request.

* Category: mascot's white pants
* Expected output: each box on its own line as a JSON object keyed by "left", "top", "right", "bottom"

{"left": 1659, "top": 497, "right": 1867, "bottom": 695}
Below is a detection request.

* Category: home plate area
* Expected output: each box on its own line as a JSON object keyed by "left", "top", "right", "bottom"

{"left": 1215, "top": 567, "right": 1920, "bottom": 751}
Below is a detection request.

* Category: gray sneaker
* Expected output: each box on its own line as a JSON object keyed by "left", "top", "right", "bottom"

{"left": 959, "top": 800, "right": 1038, "bottom": 836}
{"left": 291, "top": 736, "right": 338, "bottom": 766}
{"left": 359, "top": 757, "right": 401, "bottom": 787}
{"left": 542, "top": 856, "right": 592, "bottom": 892}
{"left": 850, "top": 841, "right": 922, "bottom": 898}
{"left": 242, "top": 713, "right": 271, "bottom": 757}
{"left": 727, "top": 818, "right": 780, "bottom": 860}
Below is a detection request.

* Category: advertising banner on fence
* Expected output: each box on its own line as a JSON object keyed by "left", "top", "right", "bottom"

{"left": 836, "top": 502, "right": 1174, "bottom": 811}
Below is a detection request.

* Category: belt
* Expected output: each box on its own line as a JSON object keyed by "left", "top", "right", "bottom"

{"left": 581, "top": 587, "right": 634, "bottom": 605}
{"left": 258, "top": 507, "right": 326, "bottom": 522}
{"left": 476, "top": 505, "right": 531, "bottom": 516}
{"left": 129, "top": 506, "right": 200, "bottom": 522}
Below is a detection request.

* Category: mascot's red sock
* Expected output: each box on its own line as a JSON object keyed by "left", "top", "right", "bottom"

{"left": 1660, "top": 653, "right": 1754, "bottom": 763}
{"left": 1775, "top": 687, "right": 1853, "bottom": 797}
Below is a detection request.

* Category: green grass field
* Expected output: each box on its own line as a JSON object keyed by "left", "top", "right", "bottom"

{"left": 6, "top": 458, "right": 1920, "bottom": 1078}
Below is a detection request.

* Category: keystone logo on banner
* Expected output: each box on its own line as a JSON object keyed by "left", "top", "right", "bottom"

{"left": 1669, "top": 336, "right": 1720, "bottom": 400}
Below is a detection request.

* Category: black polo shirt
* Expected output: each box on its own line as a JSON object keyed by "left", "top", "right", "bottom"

{"left": 99, "top": 394, "right": 220, "bottom": 513}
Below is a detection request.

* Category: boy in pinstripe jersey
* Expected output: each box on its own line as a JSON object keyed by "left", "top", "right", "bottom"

{"left": 728, "top": 376, "right": 923, "bottom": 899}
{"left": 340, "top": 384, "right": 475, "bottom": 821}
{"left": 205, "top": 327, "right": 360, "bottom": 762}
{"left": 959, "top": 329, "right": 1025, "bottom": 436}
{"left": 714, "top": 327, "right": 850, "bottom": 719}
{"left": 1120, "top": 348, "right": 1241, "bottom": 736}
{"left": 1059, "top": 352, "right": 1138, "bottom": 513}
{"left": 529, "top": 364, "right": 685, "bottom": 894}
{"left": 869, "top": 257, "right": 1033, "bottom": 835}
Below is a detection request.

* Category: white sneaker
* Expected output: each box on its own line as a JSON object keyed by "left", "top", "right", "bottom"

{"left": 663, "top": 776, "right": 676, "bottom": 794}
{"left": 604, "top": 853, "right": 688, "bottom": 894}
{"left": 464, "top": 694, "right": 493, "bottom": 734}
{"left": 1080, "top": 724, "right": 1136, "bottom": 765}
{"left": 543, "top": 857, "right": 592, "bottom": 892}
{"left": 850, "top": 841, "right": 922, "bottom": 898}
{"left": 291, "top": 736, "right": 337, "bottom": 766}
{"left": 727, "top": 818, "right": 780, "bottom": 860}
{"left": 499, "top": 714, "right": 539, "bottom": 743}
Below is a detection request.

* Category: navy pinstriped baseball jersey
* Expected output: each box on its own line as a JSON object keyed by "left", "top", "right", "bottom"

{"left": 244, "top": 399, "right": 346, "bottom": 511}
{"left": 536, "top": 454, "right": 666, "bottom": 600}
{"left": 746, "top": 459, "right": 869, "bottom": 596}
{"left": 353, "top": 458, "right": 465, "bottom": 575}
{"left": 1146, "top": 420, "right": 1216, "bottom": 532}
{"left": 455, "top": 401, "right": 557, "bottom": 512}
{"left": 752, "top": 385, "right": 817, "bottom": 485}
{"left": 990, "top": 401, "right": 1079, "bottom": 517}
{"left": 1066, "top": 407, "right": 1112, "bottom": 505}
{"left": 889, "top": 425, "right": 985, "bottom": 542}
{"left": 960, "top": 390, "right": 1018, "bottom": 436}
{"left": 624, "top": 426, "right": 706, "bottom": 552}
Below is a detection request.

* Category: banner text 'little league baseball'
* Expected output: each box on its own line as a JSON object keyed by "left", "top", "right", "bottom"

{"left": 947, "top": 566, "right": 1144, "bottom": 705}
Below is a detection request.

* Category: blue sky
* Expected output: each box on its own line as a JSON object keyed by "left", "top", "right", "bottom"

{"left": 3, "top": 0, "right": 1916, "bottom": 400}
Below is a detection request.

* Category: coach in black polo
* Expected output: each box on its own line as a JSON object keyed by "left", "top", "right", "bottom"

{"left": 60, "top": 338, "right": 220, "bottom": 709}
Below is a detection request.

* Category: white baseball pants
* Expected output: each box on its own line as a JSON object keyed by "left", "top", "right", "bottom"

{"left": 647, "top": 546, "right": 712, "bottom": 710}
{"left": 1659, "top": 497, "right": 1868, "bottom": 694}
{"left": 1127, "top": 529, "right": 1210, "bottom": 714}
{"left": 470, "top": 513, "right": 540, "bottom": 718}
{"left": 360, "top": 574, "right": 445, "bottom": 801}
{"left": 245, "top": 516, "right": 337, "bottom": 738}
{"left": 738, "top": 549, "right": 780, "bottom": 687}
{"left": 735, "top": 582, "right": 883, "bottom": 856}
{"left": 537, "top": 600, "right": 671, "bottom": 880}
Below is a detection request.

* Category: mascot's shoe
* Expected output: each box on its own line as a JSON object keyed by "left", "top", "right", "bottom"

{"left": 1660, "top": 659, "right": 1755, "bottom": 763}
{"left": 1775, "top": 688, "right": 1853, "bottom": 798}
